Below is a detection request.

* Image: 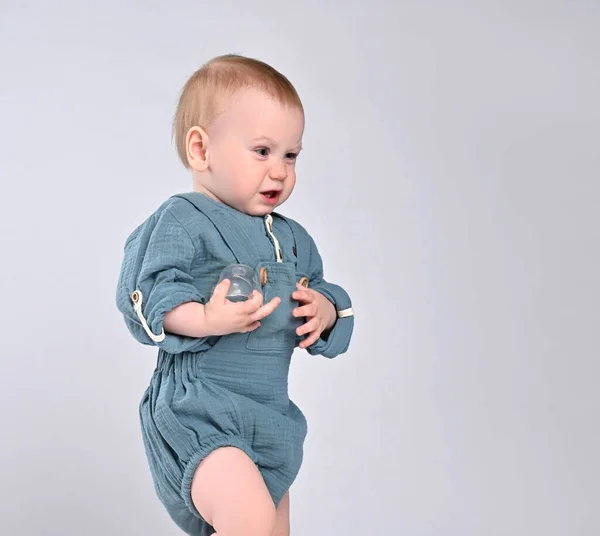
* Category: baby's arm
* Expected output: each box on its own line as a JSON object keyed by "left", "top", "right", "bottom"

{"left": 116, "top": 207, "right": 280, "bottom": 352}
{"left": 301, "top": 233, "right": 355, "bottom": 358}
{"left": 163, "top": 301, "right": 210, "bottom": 338}
{"left": 116, "top": 207, "right": 210, "bottom": 354}
{"left": 165, "top": 280, "right": 280, "bottom": 338}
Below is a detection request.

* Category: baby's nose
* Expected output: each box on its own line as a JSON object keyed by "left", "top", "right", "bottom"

{"left": 269, "top": 160, "right": 288, "bottom": 180}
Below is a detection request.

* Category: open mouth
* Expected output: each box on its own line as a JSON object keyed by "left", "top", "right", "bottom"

{"left": 261, "top": 190, "right": 281, "bottom": 203}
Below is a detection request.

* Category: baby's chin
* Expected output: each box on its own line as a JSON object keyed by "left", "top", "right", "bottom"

{"left": 244, "top": 206, "right": 276, "bottom": 217}
{"left": 243, "top": 197, "right": 289, "bottom": 217}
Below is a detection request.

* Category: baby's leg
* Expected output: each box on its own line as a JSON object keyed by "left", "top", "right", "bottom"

{"left": 191, "top": 446, "right": 276, "bottom": 536}
{"left": 271, "top": 491, "right": 290, "bottom": 536}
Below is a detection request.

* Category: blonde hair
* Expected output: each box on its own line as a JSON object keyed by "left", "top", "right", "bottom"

{"left": 173, "top": 54, "right": 304, "bottom": 168}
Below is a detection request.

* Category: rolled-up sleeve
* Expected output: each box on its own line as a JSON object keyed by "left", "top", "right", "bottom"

{"left": 116, "top": 208, "right": 210, "bottom": 354}
{"left": 303, "top": 236, "right": 354, "bottom": 359}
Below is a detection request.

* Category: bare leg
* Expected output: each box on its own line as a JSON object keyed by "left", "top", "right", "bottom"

{"left": 191, "top": 447, "right": 276, "bottom": 536}
{"left": 271, "top": 491, "right": 290, "bottom": 536}
{"left": 211, "top": 489, "right": 290, "bottom": 536}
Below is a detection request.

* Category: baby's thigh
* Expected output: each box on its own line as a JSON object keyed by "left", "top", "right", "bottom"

{"left": 191, "top": 446, "right": 276, "bottom": 536}
{"left": 271, "top": 491, "right": 290, "bottom": 536}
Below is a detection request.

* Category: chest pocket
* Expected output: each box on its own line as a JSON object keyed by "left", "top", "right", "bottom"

{"left": 246, "top": 262, "right": 303, "bottom": 352}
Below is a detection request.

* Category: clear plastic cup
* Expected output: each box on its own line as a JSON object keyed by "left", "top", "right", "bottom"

{"left": 217, "top": 264, "right": 261, "bottom": 302}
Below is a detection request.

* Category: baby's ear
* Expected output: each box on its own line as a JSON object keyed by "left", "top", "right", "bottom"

{"left": 186, "top": 126, "right": 210, "bottom": 171}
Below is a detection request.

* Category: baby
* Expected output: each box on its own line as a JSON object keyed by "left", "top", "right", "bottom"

{"left": 116, "top": 54, "right": 354, "bottom": 536}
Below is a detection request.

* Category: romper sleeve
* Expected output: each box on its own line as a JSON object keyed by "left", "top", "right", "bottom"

{"left": 303, "top": 234, "right": 355, "bottom": 359}
{"left": 116, "top": 207, "right": 211, "bottom": 354}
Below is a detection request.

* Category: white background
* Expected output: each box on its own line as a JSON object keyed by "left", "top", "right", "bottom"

{"left": 1, "top": 1, "right": 598, "bottom": 534}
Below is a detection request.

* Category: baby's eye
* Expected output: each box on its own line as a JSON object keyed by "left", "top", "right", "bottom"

{"left": 255, "top": 147, "right": 269, "bottom": 157}
{"left": 285, "top": 152, "right": 298, "bottom": 161}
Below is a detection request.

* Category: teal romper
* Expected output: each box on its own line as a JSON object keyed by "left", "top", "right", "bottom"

{"left": 116, "top": 192, "right": 354, "bottom": 535}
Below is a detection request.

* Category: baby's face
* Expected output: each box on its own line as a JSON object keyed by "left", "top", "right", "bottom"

{"left": 200, "top": 87, "right": 304, "bottom": 216}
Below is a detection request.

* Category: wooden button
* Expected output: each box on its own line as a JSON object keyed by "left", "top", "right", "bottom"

{"left": 299, "top": 277, "right": 309, "bottom": 288}
{"left": 260, "top": 267, "right": 268, "bottom": 285}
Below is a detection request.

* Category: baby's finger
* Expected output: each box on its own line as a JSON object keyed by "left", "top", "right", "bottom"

{"left": 212, "top": 279, "right": 231, "bottom": 303}
{"left": 261, "top": 296, "right": 282, "bottom": 317}
{"left": 239, "top": 290, "right": 264, "bottom": 313}
{"left": 292, "top": 289, "right": 314, "bottom": 303}
{"left": 296, "top": 317, "right": 318, "bottom": 337}
{"left": 299, "top": 330, "right": 321, "bottom": 349}
{"left": 292, "top": 303, "right": 318, "bottom": 318}
{"left": 250, "top": 296, "right": 281, "bottom": 322}
{"left": 242, "top": 321, "right": 261, "bottom": 333}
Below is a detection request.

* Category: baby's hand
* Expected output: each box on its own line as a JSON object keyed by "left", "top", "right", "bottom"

{"left": 292, "top": 283, "right": 337, "bottom": 349}
{"left": 204, "top": 279, "right": 280, "bottom": 336}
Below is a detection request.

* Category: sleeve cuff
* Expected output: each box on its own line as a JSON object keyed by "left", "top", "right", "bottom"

{"left": 307, "top": 281, "right": 354, "bottom": 358}
{"left": 134, "top": 287, "right": 211, "bottom": 354}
